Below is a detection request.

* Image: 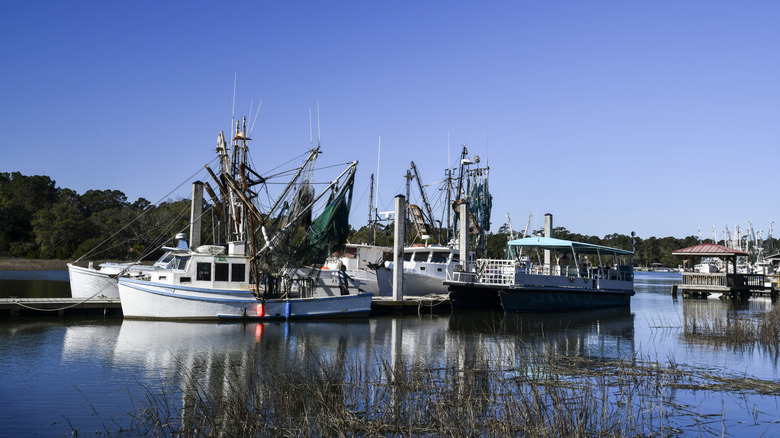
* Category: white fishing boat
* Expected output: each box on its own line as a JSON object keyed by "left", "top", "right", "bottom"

{"left": 446, "top": 236, "right": 635, "bottom": 312}
{"left": 384, "top": 245, "right": 462, "bottom": 295}
{"left": 67, "top": 239, "right": 180, "bottom": 299}
{"left": 118, "top": 117, "right": 372, "bottom": 320}
{"left": 118, "top": 243, "right": 369, "bottom": 320}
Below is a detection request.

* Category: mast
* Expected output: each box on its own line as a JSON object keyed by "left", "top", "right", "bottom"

{"left": 368, "top": 173, "right": 375, "bottom": 245}
{"left": 409, "top": 161, "right": 437, "bottom": 243}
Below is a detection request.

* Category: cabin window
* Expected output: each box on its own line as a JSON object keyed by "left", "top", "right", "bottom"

{"left": 431, "top": 252, "right": 448, "bottom": 263}
{"left": 415, "top": 252, "right": 432, "bottom": 262}
{"left": 420, "top": 266, "right": 426, "bottom": 271}
{"left": 156, "top": 253, "right": 174, "bottom": 266}
{"left": 174, "top": 257, "right": 189, "bottom": 270}
{"left": 215, "top": 263, "right": 229, "bottom": 282}
{"left": 403, "top": 252, "right": 413, "bottom": 262}
{"left": 451, "top": 254, "right": 460, "bottom": 263}
{"left": 231, "top": 263, "right": 246, "bottom": 282}
{"left": 197, "top": 263, "right": 211, "bottom": 281}
{"left": 180, "top": 277, "right": 191, "bottom": 283}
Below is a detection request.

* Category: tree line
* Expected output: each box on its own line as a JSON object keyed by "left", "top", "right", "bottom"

{"left": 2, "top": 171, "right": 770, "bottom": 267}
{"left": 0, "top": 172, "right": 198, "bottom": 261}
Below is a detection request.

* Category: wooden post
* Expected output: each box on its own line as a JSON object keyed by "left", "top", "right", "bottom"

{"left": 544, "top": 213, "right": 553, "bottom": 269}
{"left": 190, "top": 181, "right": 204, "bottom": 249}
{"left": 392, "top": 195, "right": 406, "bottom": 301}
{"left": 459, "top": 201, "right": 469, "bottom": 270}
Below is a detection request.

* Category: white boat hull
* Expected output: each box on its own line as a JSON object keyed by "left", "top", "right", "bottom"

{"left": 118, "top": 277, "right": 373, "bottom": 320}
{"left": 382, "top": 264, "right": 449, "bottom": 296}
{"left": 67, "top": 263, "right": 119, "bottom": 299}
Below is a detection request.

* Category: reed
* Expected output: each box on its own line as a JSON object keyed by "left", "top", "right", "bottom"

{"left": 0, "top": 257, "right": 70, "bottom": 271}
{"left": 112, "top": 344, "right": 750, "bottom": 437}
{"left": 683, "top": 305, "right": 780, "bottom": 352}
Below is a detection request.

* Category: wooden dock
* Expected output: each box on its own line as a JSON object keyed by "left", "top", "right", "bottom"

{"left": 0, "top": 296, "right": 452, "bottom": 318}
{"left": 672, "top": 272, "right": 777, "bottom": 300}
{"left": 0, "top": 297, "right": 123, "bottom": 317}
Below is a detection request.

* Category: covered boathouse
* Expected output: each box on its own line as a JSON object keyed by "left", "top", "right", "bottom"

{"left": 671, "top": 243, "right": 775, "bottom": 299}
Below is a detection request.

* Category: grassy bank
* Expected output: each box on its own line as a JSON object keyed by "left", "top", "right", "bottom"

{"left": 0, "top": 258, "right": 71, "bottom": 271}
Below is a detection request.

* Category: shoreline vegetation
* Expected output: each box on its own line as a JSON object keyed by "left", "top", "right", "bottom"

{"left": 72, "top": 339, "right": 780, "bottom": 437}
{"left": 0, "top": 258, "right": 71, "bottom": 271}
{"left": 1, "top": 171, "right": 764, "bottom": 268}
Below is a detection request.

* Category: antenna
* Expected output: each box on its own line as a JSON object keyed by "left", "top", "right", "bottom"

{"left": 376, "top": 134, "right": 381, "bottom": 212}
{"left": 486, "top": 128, "right": 489, "bottom": 167}
{"left": 316, "top": 101, "right": 321, "bottom": 146}
{"left": 248, "top": 100, "right": 262, "bottom": 137}
{"left": 248, "top": 99, "right": 253, "bottom": 130}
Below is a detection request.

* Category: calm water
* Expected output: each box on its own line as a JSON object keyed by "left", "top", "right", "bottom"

{"left": 1, "top": 272, "right": 779, "bottom": 436}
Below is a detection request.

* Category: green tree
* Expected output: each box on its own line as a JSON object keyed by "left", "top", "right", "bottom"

{"left": 0, "top": 172, "right": 59, "bottom": 256}
{"left": 32, "top": 204, "right": 92, "bottom": 259}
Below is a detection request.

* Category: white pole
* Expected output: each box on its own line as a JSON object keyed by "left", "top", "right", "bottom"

{"left": 190, "top": 182, "right": 204, "bottom": 249}
{"left": 393, "top": 195, "right": 406, "bottom": 300}
{"left": 459, "top": 202, "right": 469, "bottom": 270}
{"left": 376, "top": 135, "right": 381, "bottom": 213}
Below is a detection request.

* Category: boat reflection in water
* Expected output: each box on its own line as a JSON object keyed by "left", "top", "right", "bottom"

{"left": 108, "top": 307, "right": 636, "bottom": 428}
{"left": 450, "top": 308, "right": 635, "bottom": 355}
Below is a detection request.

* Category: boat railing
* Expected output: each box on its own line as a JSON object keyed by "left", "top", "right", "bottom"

{"left": 475, "top": 259, "right": 516, "bottom": 285}
{"left": 448, "top": 259, "right": 635, "bottom": 284}
{"left": 726, "top": 273, "right": 765, "bottom": 288}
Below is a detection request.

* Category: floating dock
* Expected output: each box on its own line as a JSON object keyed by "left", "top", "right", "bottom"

{"left": 0, "top": 297, "right": 123, "bottom": 317}
{"left": 0, "top": 296, "right": 452, "bottom": 318}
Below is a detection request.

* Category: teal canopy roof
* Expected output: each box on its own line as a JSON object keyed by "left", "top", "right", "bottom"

{"left": 507, "top": 237, "right": 634, "bottom": 255}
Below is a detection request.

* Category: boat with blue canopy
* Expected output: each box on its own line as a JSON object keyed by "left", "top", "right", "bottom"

{"left": 446, "top": 235, "right": 635, "bottom": 312}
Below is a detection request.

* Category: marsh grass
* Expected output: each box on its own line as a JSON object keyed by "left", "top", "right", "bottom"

{"left": 0, "top": 258, "right": 70, "bottom": 270}
{"left": 683, "top": 305, "right": 780, "bottom": 353}
{"left": 97, "top": 342, "right": 780, "bottom": 438}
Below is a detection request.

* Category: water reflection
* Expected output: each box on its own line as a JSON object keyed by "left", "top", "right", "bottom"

{"left": 2, "top": 271, "right": 779, "bottom": 436}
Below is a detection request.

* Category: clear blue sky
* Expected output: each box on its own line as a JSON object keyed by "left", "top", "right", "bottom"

{"left": 2, "top": 1, "right": 778, "bottom": 240}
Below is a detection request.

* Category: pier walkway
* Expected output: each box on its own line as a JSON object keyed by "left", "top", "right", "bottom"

{"left": 0, "top": 297, "right": 123, "bottom": 317}
{"left": 673, "top": 272, "right": 777, "bottom": 299}
{"left": 0, "top": 296, "right": 451, "bottom": 318}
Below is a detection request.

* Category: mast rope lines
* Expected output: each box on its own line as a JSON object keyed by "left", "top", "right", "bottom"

{"left": 74, "top": 155, "right": 220, "bottom": 263}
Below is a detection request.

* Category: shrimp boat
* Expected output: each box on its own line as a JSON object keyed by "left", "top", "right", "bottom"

{"left": 332, "top": 146, "right": 489, "bottom": 297}
{"left": 446, "top": 235, "right": 635, "bottom": 312}
{"left": 118, "top": 118, "right": 372, "bottom": 320}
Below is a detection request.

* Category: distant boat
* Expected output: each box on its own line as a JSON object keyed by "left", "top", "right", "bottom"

{"left": 118, "top": 118, "right": 372, "bottom": 320}
{"left": 67, "top": 239, "right": 181, "bottom": 299}
{"left": 446, "top": 236, "right": 635, "bottom": 312}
